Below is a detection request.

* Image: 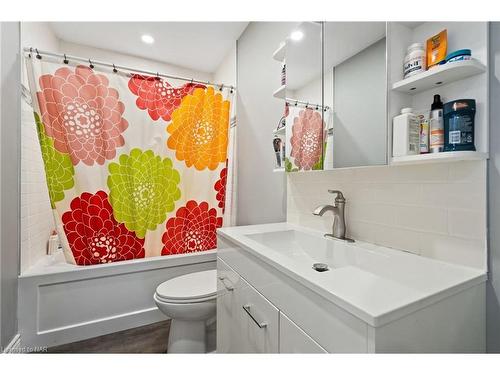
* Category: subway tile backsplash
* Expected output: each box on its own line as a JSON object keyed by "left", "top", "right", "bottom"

{"left": 287, "top": 161, "right": 487, "bottom": 270}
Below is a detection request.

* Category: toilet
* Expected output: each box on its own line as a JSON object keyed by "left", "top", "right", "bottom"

{"left": 154, "top": 269, "right": 217, "bottom": 353}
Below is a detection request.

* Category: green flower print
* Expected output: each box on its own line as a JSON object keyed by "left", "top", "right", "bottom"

{"left": 34, "top": 112, "right": 75, "bottom": 208}
{"left": 107, "top": 148, "right": 181, "bottom": 238}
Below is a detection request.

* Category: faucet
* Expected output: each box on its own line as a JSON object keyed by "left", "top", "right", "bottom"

{"left": 313, "top": 190, "right": 354, "bottom": 242}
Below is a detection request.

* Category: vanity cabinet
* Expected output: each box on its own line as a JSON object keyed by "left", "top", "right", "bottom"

{"left": 216, "top": 231, "right": 486, "bottom": 353}
{"left": 217, "top": 259, "right": 279, "bottom": 353}
{"left": 279, "top": 312, "right": 327, "bottom": 353}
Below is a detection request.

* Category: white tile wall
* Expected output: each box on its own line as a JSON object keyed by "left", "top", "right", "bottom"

{"left": 287, "top": 161, "right": 487, "bottom": 270}
{"left": 20, "top": 101, "right": 55, "bottom": 273}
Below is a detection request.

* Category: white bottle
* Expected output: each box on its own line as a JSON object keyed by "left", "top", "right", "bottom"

{"left": 403, "top": 43, "right": 426, "bottom": 79}
{"left": 393, "top": 108, "right": 420, "bottom": 157}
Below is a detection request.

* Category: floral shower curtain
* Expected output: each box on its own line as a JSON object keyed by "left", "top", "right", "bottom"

{"left": 285, "top": 106, "right": 326, "bottom": 172}
{"left": 26, "top": 57, "right": 234, "bottom": 266}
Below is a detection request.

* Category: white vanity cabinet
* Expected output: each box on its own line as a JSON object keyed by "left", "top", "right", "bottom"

{"left": 216, "top": 225, "right": 486, "bottom": 353}
{"left": 279, "top": 312, "right": 327, "bottom": 353}
{"left": 217, "top": 259, "right": 279, "bottom": 353}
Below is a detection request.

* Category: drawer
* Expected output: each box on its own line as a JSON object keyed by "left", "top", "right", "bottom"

{"left": 217, "top": 258, "right": 279, "bottom": 353}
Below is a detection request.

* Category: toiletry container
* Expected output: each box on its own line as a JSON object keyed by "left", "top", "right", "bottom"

{"left": 393, "top": 108, "right": 420, "bottom": 157}
{"left": 444, "top": 99, "right": 476, "bottom": 152}
{"left": 403, "top": 43, "right": 426, "bottom": 79}
{"left": 419, "top": 113, "right": 430, "bottom": 154}
{"left": 430, "top": 94, "right": 444, "bottom": 153}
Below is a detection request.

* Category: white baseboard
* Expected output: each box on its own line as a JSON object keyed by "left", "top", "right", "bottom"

{"left": 3, "top": 334, "right": 21, "bottom": 353}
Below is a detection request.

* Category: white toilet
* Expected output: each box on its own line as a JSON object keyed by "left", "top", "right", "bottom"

{"left": 154, "top": 269, "right": 217, "bottom": 353}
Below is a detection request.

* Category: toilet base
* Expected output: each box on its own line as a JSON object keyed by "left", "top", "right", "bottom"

{"left": 168, "top": 319, "right": 206, "bottom": 353}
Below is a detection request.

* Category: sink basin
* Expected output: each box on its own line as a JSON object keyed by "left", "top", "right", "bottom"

{"left": 245, "top": 229, "right": 354, "bottom": 269}
{"left": 217, "top": 222, "right": 487, "bottom": 326}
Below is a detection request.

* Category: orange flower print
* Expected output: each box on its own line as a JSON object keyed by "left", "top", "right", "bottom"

{"left": 166, "top": 87, "right": 230, "bottom": 170}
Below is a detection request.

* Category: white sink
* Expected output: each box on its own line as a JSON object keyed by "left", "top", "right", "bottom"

{"left": 218, "top": 222, "right": 486, "bottom": 326}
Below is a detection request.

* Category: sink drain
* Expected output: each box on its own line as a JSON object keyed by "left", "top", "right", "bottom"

{"left": 312, "top": 263, "right": 329, "bottom": 272}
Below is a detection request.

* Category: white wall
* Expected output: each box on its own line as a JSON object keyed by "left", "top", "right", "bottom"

{"left": 60, "top": 40, "right": 213, "bottom": 82}
{"left": 287, "top": 161, "right": 487, "bottom": 270}
{"left": 236, "top": 22, "right": 297, "bottom": 225}
{"left": 487, "top": 21, "right": 500, "bottom": 353}
{"left": 1, "top": 21, "right": 21, "bottom": 349}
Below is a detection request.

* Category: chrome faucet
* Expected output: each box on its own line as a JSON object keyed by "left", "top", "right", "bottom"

{"left": 313, "top": 190, "right": 354, "bottom": 242}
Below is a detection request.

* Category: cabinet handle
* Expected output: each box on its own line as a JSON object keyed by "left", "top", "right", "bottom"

{"left": 242, "top": 304, "right": 268, "bottom": 329}
{"left": 218, "top": 276, "right": 234, "bottom": 291}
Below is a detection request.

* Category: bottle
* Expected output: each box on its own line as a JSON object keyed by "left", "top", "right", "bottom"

{"left": 392, "top": 108, "right": 420, "bottom": 157}
{"left": 419, "top": 113, "right": 430, "bottom": 154}
{"left": 403, "top": 43, "right": 426, "bottom": 79}
{"left": 444, "top": 99, "right": 476, "bottom": 152}
{"left": 429, "top": 94, "right": 444, "bottom": 153}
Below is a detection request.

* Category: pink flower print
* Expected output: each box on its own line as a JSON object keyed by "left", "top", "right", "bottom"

{"left": 36, "top": 65, "right": 128, "bottom": 166}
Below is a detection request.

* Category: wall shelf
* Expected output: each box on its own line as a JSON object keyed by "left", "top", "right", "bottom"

{"left": 273, "top": 85, "right": 286, "bottom": 99}
{"left": 392, "top": 59, "right": 486, "bottom": 94}
{"left": 273, "top": 42, "right": 286, "bottom": 62}
{"left": 390, "top": 151, "right": 488, "bottom": 166}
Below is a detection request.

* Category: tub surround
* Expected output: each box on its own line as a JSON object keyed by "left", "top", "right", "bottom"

{"left": 287, "top": 160, "right": 487, "bottom": 270}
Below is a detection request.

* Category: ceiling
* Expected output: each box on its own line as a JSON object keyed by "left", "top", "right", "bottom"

{"left": 49, "top": 22, "right": 248, "bottom": 73}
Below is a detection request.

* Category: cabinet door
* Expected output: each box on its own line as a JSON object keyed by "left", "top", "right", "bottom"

{"left": 279, "top": 312, "right": 327, "bottom": 353}
{"left": 217, "top": 258, "right": 279, "bottom": 353}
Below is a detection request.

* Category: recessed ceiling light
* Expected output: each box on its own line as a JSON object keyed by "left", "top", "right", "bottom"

{"left": 141, "top": 34, "right": 155, "bottom": 44}
{"left": 290, "top": 30, "right": 304, "bottom": 41}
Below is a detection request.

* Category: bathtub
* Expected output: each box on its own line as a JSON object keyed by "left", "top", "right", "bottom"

{"left": 18, "top": 249, "right": 216, "bottom": 348}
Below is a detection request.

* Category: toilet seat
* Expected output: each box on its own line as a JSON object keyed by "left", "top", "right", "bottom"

{"left": 155, "top": 269, "right": 216, "bottom": 304}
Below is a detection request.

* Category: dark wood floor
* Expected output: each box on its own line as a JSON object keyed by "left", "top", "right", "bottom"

{"left": 47, "top": 320, "right": 171, "bottom": 353}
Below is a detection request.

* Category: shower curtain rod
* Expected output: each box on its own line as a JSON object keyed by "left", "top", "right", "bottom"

{"left": 23, "top": 47, "right": 236, "bottom": 92}
{"left": 286, "top": 98, "right": 330, "bottom": 111}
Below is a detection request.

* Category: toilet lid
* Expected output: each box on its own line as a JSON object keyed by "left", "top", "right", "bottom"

{"left": 156, "top": 270, "right": 217, "bottom": 301}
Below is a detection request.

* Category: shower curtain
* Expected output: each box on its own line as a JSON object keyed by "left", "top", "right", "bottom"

{"left": 26, "top": 56, "right": 234, "bottom": 266}
{"left": 285, "top": 106, "right": 327, "bottom": 172}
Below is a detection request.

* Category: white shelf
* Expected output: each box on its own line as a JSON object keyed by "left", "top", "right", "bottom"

{"left": 392, "top": 59, "right": 486, "bottom": 94}
{"left": 391, "top": 151, "right": 488, "bottom": 166}
{"left": 273, "top": 127, "right": 286, "bottom": 135}
{"left": 273, "top": 85, "right": 286, "bottom": 99}
{"left": 273, "top": 167, "right": 285, "bottom": 173}
{"left": 273, "top": 42, "right": 286, "bottom": 62}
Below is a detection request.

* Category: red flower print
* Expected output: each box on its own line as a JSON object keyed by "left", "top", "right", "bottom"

{"left": 162, "top": 200, "right": 222, "bottom": 255}
{"left": 62, "top": 191, "right": 145, "bottom": 265}
{"left": 128, "top": 74, "right": 205, "bottom": 122}
{"left": 290, "top": 108, "right": 325, "bottom": 170}
{"left": 214, "top": 161, "right": 228, "bottom": 213}
{"left": 36, "top": 65, "right": 128, "bottom": 166}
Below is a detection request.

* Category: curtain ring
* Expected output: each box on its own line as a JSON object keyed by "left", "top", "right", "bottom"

{"left": 113, "top": 64, "right": 118, "bottom": 73}
{"left": 63, "top": 54, "right": 69, "bottom": 64}
{"left": 219, "top": 84, "right": 224, "bottom": 91}
{"left": 295, "top": 100, "right": 298, "bottom": 106}
{"left": 316, "top": 105, "right": 319, "bottom": 110}
{"left": 305, "top": 102, "right": 309, "bottom": 109}
{"left": 190, "top": 78, "right": 194, "bottom": 84}
{"left": 230, "top": 86, "right": 234, "bottom": 93}
{"left": 35, "top": 49, "right": 42, "bottom": 59}
{"left": 89, "top": 59, "right": 94, "bottom": 69}
{"left": 28, "top": 47, "right": 33, "bottom": 58}
{"left": 155, "top": 72, "right": 160, "bottom": 80}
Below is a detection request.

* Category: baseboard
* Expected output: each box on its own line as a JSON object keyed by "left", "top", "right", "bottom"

{"left": 3, "top": 334, "right": 21, "bottom": 353}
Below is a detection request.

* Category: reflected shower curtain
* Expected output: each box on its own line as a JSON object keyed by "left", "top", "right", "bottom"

{"left": 26, "top": 57, "right": 234, "bottom": 265}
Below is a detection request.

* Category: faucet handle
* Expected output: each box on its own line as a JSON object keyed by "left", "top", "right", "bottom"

{"left": 328, "top": 190, "right": 345, "bottom": 202}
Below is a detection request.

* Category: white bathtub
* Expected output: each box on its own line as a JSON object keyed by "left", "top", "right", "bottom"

{"left": 18, "top": 250, "right": 216, "bottom": 348}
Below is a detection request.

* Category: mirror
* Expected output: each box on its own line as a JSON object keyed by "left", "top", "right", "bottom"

{"left": 284, "top": 22, "right": 324, "bottom": 172}
{"left": 323, "top": 22, "right": 387, "bottom": 169}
